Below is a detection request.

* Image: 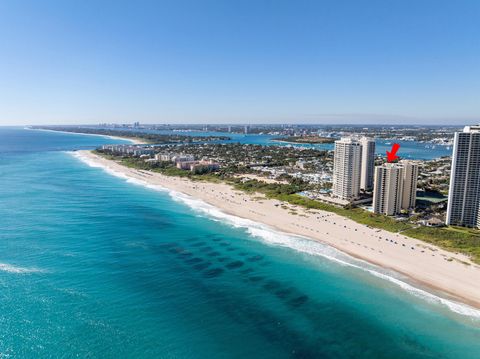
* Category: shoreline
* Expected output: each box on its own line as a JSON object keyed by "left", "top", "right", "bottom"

{"left": 27, "top": 127, "right": 144, "bottom": 144}
{"left": 77, "top": 150, "right": 480, "bottom": 314}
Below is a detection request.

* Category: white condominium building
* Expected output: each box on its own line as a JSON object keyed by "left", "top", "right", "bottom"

{"left": 373, "top": 160, "right": 418, "bottom": 216}
{"left": 360, "top": 137, "right": 376, "bottom": 192}
{"left": 446, "top": 125, "right": 480, "bottom": 228}
{"left": 333, "top": 137, "right": 362, "bottom": 201}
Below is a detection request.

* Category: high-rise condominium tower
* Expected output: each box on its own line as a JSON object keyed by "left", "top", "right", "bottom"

{"left": 373, "top": 163, "right": 404, "bottom": 216}
{"left": 333, "top": 138, "right": 362, "bottom": 200}
{"left": 401, "top": 161, "right": 419, "bottom": 210}
{"left": 372, "top": 160, "right": 418, "bottom": 216}
{"left": 446, "top": 125, "right": 480, "bottom": 228}
{"left": 360, "top": 137, "right": 375, "bottom": 192}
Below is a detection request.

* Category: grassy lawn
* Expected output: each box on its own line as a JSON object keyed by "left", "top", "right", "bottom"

{"left": 402, "top": 226, "right": 480, "bottom": 262}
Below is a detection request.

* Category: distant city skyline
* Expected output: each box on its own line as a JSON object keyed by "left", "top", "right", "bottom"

{"left": 2, "top": 114, "right": 480, "bottom": 127}
{"left": 0, "top": 0, "right": 479, "bottom": 126}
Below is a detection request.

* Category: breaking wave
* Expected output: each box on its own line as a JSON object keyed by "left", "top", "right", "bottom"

{"left": 0, "top": 262, "right": 44, "bottom": 274}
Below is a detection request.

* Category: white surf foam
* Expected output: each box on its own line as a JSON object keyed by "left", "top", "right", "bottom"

{"left": 0, "top": 263, "right": 43, "bottom": 274}
{"left": 71, "top": 151, "right": 480, "bottom": 320}
{"left": 71, "top": 151, "right": 133, "bottom": 180}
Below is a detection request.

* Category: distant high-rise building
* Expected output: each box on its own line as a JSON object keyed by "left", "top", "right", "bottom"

{"left": 373, "top": 160, "right": 418, "bottom": 216}
{"left": 333, "top": 138, "right": 362, "bottom": 201}
{"left": 360, "top": 137, "right": 375, "bottom": 192}
{"left": 446, "top": 125, "right": 480, "bottom": 228}
{"left": 244, "top": 125, "right": 249, "bottom": 134}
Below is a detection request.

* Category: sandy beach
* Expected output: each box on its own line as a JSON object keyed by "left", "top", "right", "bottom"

{"left": 103, "top": 135, "right": 144, "bottom": 144}
{"left": 79, "top": 150, "right": 480, "bottom": 309}
{"left": 28, "top": 128, "right": 144, "bottom": 144}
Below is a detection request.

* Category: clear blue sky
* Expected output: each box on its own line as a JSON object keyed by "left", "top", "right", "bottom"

{"left": 0, "top": 0, "right": 479, "bottom": 125}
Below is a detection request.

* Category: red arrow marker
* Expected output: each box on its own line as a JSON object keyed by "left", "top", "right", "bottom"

{"left": 386, "top": 143, "right": 400, "bottom": 162}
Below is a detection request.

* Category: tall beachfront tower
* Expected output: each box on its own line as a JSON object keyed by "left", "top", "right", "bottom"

{"left": 333, "top": 137, "right": 362, "bottom": 201}
{"left": 373, "top": 163, "right": 404, "bottom": 215}
{"left": 360, "top": 137, "right": 376, "bottom": 192}
{"left": 401, "top": 161, "right": 419, "bottom": 210}
{"left": 446, "top": 125, "right": 480, "bottom": 228}
{"left": 372, "top": 160, "right": 418, "bottom": 216}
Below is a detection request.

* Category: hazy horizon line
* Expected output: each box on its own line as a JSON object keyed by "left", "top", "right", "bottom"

{"left": 5, "top": 123, "right": 475, "bottom": 128}
{"left": 1, "top": 113, "right": 478, "bottom": 127}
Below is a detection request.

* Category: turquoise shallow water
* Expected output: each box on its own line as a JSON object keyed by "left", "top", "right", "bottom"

{"left": 0, "top": 127, "right": 479, "bottom": 358}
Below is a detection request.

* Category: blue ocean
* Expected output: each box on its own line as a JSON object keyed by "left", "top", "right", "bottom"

{"left": 0, "top": 127, "right": 479, "bottom": 358}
